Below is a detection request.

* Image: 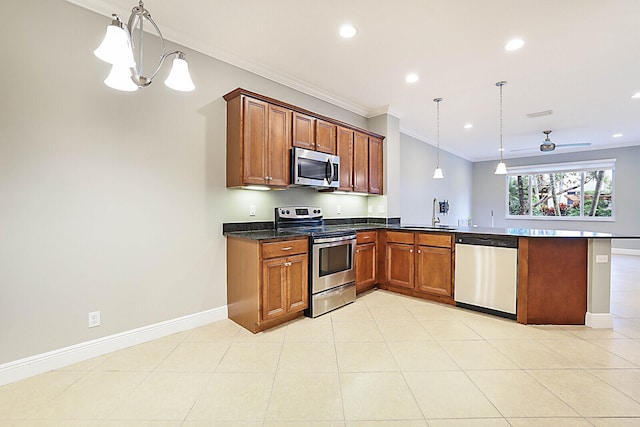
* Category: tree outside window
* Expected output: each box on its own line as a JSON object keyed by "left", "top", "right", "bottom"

{"left": 507, "top": 162, "right": 614, "bottom": 220}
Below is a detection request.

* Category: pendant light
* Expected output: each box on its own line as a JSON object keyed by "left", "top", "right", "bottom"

{"left": 495, "top": 81, "right": 508, "bottom": 175}
{"left": 433, "top": 97, "right": 444, "bottom": 179}
{"left": 94, "top": 1, "right": 195, "bottom": 92}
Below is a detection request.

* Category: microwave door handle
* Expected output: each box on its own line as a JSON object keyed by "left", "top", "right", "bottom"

{"left": 325, "top": 159, "right": 333, "bottom": 184}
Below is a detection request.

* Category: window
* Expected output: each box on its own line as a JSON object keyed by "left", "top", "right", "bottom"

{"left": 506, "top": 159, "right": 615, "bottom": 221}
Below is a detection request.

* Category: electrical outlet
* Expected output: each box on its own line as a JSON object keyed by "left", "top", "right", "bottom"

{"left": 368, "top": 206, "right": 373, "bottom": 213}
{"left": 249, "top": 205, "right": 256, "bottom": 216}
{"left": 378, "top": 205, "right": 385, "bottom": 213}
{"left": 337, "top": 205, "right": 341, "bottom": 214}
{"left": 596, "top": 255, "right": 609, "bottom": 263}
{"left": 88, "top": 311, "right": 100, "bottom": 328}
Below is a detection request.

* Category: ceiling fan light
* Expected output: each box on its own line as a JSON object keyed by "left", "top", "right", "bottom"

{"left": 164, "top": 55, "right": 195, "bottom": 92}
{"left": 495, "top": 161, "right": 508, "bottom": 175}
{"left": 433, "top": 167, "right": 444, "bottom": 179}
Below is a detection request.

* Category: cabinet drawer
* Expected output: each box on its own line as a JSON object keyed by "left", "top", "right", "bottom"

{"left": 416, "top": 233, "right": 452, "bottom": 248}
{"left": 386, "top": 231, "right": 415, "bottom": 245}
{"left": 262, "top": 239, "right": 308, "bottom": 259}
{"left": 357, "top": 231, "right": 377, "bottom": 244}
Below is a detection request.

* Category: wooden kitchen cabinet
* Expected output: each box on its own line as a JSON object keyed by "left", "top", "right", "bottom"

{"left": 315, "top": 119, "right": 337, "bottom": 154}
{"left": 293, "top": 112, "right": 315, "bottom": 150}
{"left": 337, "top": 128, "right": 369, "bottom": 193}
{"left": 353, "top": 131, "right": 369, "bottom": 193}
{"left": 369, "top": 136, "right": 383, "bottom": 194}
{"left": 381, "top": 231, "right": 454, "bottom": 304}
{"left": 227, "top": 236, "right": 309, "bottom": 332}
{"left": 224, "top": 93, "right": 291, "bottom": 188}
{"left": 356, "top": 231, "right": 377, "bottom": 293}
{"left": 337, "top": 126, "right": 354, "bottom": 191}
{"left": 262, "top": 253, "right": 308, "bottom": 321}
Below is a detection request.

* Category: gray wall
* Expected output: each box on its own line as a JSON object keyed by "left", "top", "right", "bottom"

{"left": 0, "top": 0, "right": 374, "bottom": 364}
{"left": 471, "top": 146, "right": 640, "bottom": 249}
{"left": 399, "top": 133, "right": 473, "bottom": 227}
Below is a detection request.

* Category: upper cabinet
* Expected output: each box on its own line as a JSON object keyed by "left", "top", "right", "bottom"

{"left": 369, "top": 136, "right": 383, "bottom": 194}
{"left": 292, "top": 112, "right": 315, "bottom": 151}
{"left": 224, "top": 88, "right": 384, "bottom": 193}
{"left": 293, "top": 114, "right": 337, "bottom": 154}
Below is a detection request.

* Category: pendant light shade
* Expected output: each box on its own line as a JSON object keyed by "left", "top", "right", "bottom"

{"left": 433, "top": 97, "right": 444, "bottom": 179}
{"left": 94, "top": 2, "right": 195, "bottom": 92}
{"left": 104, "top": 64, "right": 139, "bottom": 91}
{"left": 164, "top": 54, "right": 196, "bottom": 92}
{"left": 494, "top": 81, "right": 508, "bottom": 175}
{"left": 93, "top": 20, "right": 136, "bottom": 67}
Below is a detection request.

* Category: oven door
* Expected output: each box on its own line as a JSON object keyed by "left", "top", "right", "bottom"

{"left": 292, "top": 148, "right": 340, "bottom": 188}
{"left": 312, "top": 235, "right": 356, "bottom": 294}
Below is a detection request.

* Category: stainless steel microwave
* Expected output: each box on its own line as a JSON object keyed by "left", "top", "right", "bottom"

{"left": 291, "top": 147, "right": 340, "bottom": 188}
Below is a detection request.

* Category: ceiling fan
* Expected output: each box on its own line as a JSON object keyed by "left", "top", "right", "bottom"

{"left": 511, "top": 130, "right": 591, "bottom": 153}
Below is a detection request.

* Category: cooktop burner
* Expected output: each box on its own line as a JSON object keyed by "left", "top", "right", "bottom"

{"left": 274, "top": 206, "right": 355, "bottom": 239}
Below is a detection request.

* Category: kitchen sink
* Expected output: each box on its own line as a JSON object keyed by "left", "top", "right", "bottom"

{"left": 402, "top": 225, "right": 458, "bottom": 231}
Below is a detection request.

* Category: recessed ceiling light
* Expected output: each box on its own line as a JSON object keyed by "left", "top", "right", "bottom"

{"left": 405, "top": 73, "right": 419, "bottom": 83}
{"left": 613, "top": 133, "right": 623, "bottom": 138}
{"left": 464, "top": 123, "right": 473, "bottom": 129}
{"left": 339, "top": 24, "right": 357, "bottom": 38}
{"left": 632, "top": 92, "right": 640, "bottom": 99}
{"left": 505, "top": 38, "right": 525, "bottom": 51}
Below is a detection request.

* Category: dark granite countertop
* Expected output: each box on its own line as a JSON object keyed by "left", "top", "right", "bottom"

{"left": 223, "top": 219, "right": 636, "bottom": 241}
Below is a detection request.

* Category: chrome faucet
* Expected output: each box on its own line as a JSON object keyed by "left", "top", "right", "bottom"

{"left": 432, "top": 198, "right": 440, "bottom": 227}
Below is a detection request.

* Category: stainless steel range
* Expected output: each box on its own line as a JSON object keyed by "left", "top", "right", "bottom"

{"left": 275, "top": 206, "right": 356, "bottom": 317}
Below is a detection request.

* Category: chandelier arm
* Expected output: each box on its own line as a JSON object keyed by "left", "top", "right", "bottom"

{"left": 126, "top": 2, "right": 167, "bottom": 87}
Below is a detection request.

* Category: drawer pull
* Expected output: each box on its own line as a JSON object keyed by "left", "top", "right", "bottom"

{"left": 364, "top": 236, "right": 371, "bottom": 239}
{"left": 284, "top": 261, "right": 292, "bottom": 266}
{"left": 281, "top": 247, "right": 292, "bottom": 251}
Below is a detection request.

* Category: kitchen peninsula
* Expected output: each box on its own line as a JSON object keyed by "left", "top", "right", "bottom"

{"left": 225, "top": 220, "right": 630, "bottom": 332}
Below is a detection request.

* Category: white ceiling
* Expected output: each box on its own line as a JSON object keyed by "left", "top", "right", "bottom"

{"left": 70, "top": 0, "right": 640, "bottom": 161}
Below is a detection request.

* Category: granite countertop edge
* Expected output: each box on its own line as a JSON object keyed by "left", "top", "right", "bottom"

{"left": 223, "top": 222, "right": 635, "bottom": 241}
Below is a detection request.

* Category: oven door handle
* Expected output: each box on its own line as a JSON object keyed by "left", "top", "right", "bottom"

{"left": 314, "top": 235, "right": 356, "bottom": 245}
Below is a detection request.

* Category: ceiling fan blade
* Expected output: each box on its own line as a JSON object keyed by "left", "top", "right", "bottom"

{"left": 555, "top": 143, "right": 591, "bottom": 148}
{"left": 510, "top": 147, "right": 539, "bottom": 152}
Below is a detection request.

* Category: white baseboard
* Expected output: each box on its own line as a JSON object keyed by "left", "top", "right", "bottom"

{"left": 585, "top": 312, "right": 614, "bottom": 329}
{"left": 0, "top": 305, "right": 228, "bottom": 387}
{"left": 611, "top": 248, "right": 640, "bottom": 256}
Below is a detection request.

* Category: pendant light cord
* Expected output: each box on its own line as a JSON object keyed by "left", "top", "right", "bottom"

{"left": 496, "top": 81, "right": 507, "bottom": 162}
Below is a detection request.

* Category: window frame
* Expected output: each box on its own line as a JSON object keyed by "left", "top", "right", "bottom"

{"left": 504, "top": 159, "right": 616, "bottom": 222}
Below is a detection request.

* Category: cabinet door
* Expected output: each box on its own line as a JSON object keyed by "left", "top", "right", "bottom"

{"left": 243, "top": 98, "right": 269, "bottom": 184}
{"left": 286, "top": 254, "right": 309, "bottom": 312}
{"left": 386, "top": 243, "right": 414, "bottom": 289}
{"left": 315, "top": 120, "right": 337, "bottom": 154}
{"left": 262, "top": 258, "right": 287, "bottom": 320}
{"left": 356, "top": 242, "right": 376, "bottom": 292}
{"left": 293, "top": 112, "right": 315, "bottom": 150}
{"left": 369, "top": 136, "right": 383, "bottom": 194}
{"left": 337, "top": 126, "right": 354, "bottom": 191}
{"left": 353, "top": 131, "right": 369, "bottom": 193}
{"left": 267, "top": 104, "right": 291, "bottom": 187}
{"left": 415, "top": 245, "right": 452, "bottom": 298}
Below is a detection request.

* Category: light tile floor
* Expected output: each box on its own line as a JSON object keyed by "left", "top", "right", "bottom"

{"left": 2, "top": 254, "right": 640, "bottom": 426}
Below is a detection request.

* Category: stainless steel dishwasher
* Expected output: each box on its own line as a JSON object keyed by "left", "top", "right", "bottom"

{"left": 454, "top": 235, "right": 518, "bottom": 319}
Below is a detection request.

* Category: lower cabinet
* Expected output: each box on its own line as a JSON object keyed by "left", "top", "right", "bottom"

{"left": 383, "top": 231, "right": 454, "bottom": 304}
{"left": 262, "top": 253, "right": 308, "bottom": 320}
{"left": 227, "top": 236, "right": 309, "bottom": 332}
{"left": 355, "top": 231, "right": 377, "bottom": 293}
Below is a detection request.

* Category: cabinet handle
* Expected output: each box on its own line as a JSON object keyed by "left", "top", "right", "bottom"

{"left": 284, "top": 261, "right": 292, "bottom": 267}
{"left": 418, "top": 250, "right": 421, "bottom": 254}
{"left": 364, "top": 236, "right": 371, "bottom": 239}
{"left": 410, "top": 249, "right": 413, "bottom": 253}
{"left": 356, "top": 249, "right": 360, "bottom": 253}
{"left": 281, "top": 247, "right": 292, "bottom": 251}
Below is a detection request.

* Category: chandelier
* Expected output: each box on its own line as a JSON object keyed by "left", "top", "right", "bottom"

{"left": 93, "top": 1, "right": 195, "bottom": 92}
